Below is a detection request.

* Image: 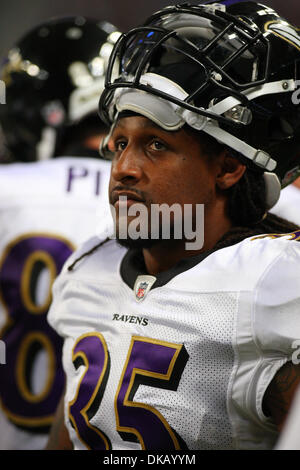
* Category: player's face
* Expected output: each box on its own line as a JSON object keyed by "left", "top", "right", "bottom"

{"left": 108, "top": 115, "right": 221, "bottom": 248}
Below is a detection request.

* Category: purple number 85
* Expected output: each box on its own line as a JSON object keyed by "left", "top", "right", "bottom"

{"left": 0, "top": 234, "right": 74, "bottom": 430}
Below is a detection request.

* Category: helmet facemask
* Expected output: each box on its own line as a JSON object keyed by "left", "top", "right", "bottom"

{"left": 99, "top": 3, "right": 300, "bottom": 209}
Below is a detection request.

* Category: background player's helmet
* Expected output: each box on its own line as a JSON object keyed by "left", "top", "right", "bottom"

{"left": 99, "top": 1, "right": 300, "bottom": 209}
{"left": 0, "top": 16, "right": 121, "bottom": 162}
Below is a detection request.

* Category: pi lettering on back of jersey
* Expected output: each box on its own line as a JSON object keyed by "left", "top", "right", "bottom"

{"left": 66, "top": 165, "right": 102, "bottom": 196}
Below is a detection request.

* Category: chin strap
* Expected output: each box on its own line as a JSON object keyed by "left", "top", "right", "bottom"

{"left": 200, "top": 121, "right": 277, "bottom": 172}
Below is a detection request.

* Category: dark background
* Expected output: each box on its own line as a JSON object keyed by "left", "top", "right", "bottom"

{"left": 0, "top": 0, "right": 299, "bottom": 57}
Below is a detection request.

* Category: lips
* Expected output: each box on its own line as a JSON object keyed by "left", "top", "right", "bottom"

{"left": 111, "top": 190, "right": 145, "bottom": 206}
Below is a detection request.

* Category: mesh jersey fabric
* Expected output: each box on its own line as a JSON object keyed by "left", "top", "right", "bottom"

{"left": 48, "top": 231, "right": 300, "bottom": 450}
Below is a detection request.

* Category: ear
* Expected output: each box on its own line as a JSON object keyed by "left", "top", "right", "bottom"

{"left": 216, "top": 152, "right": 246, "bottom": 190}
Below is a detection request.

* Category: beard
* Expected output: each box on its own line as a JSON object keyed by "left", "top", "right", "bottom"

{"left": 116, "top": 236, "right": 161, "bottom": 250}
{"left": 111, "top": 194, "right": 202, "bottom": 251}
{"left": 115, "top": 216, "right": 186, "bottom": 250}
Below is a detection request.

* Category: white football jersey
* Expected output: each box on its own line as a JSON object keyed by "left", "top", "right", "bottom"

{"left": 0, "top": 157, "right": 112, "bottom": 450}
{"left": 48, "top": 230, "right": 300, "bottom": 450}
{"left": 271, "top": 183, "right": 300, "bottom": 226}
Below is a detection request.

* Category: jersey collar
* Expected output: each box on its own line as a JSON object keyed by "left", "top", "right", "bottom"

{"left": 120, "top": 247, "right": 213, "bottom": 291}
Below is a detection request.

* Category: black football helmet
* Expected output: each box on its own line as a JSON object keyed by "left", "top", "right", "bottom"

{"left": 0, "top": 16, "right": 121, "bottom": 162}
{"left": 99, "top": 1, "right": 300, "bottom": 209}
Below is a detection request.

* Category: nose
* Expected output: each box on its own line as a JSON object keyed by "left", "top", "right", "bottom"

{"left": 111, "top": 143, "right": 143, "bottom": 184}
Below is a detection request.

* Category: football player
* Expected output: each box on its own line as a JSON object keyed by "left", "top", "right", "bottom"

{"left": 0, "top": 17, "right": 121, "bottom": 449}
{"left": 47, "top": 1, "right": 300, "bottom": 450}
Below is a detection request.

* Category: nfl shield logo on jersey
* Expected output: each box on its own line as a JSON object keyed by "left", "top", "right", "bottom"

{"left": 136, "top": 282, "right": 148, "bottom": 300}
{"left": 134, "top": 275, "right": 157, "bottom": 302}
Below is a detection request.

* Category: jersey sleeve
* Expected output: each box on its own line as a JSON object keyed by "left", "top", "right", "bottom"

{"left": 252, "top": 241, "right": 300, "bottom": 413}
{"left": 230, "top": 238, "right": 300, "bottom": 441}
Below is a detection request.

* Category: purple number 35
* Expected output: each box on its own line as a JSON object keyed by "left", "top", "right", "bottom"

{"left": 69, "top": 333, "right": 189, "bottom": 450}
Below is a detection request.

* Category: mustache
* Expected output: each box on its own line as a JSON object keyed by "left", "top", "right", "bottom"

{"left": 109, "top": 185, "right": 148, "bottom": 205}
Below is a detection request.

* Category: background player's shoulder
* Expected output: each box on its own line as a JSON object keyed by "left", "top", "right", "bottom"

{"left": 0, "top": 157, "right": 112, "bottom": 204}
{"left": 271, "top": 184, "right": 300, "bottom": 226}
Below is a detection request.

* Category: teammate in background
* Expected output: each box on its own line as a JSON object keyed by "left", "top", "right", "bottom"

{"left": 271, "top": 177, "right": 300, "bottom": 226}
{"left": 47, "top": 2, "right": 300, "bottom": 450}
{"left": 0, "top": 17, "right": 120, "bottom": 449}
